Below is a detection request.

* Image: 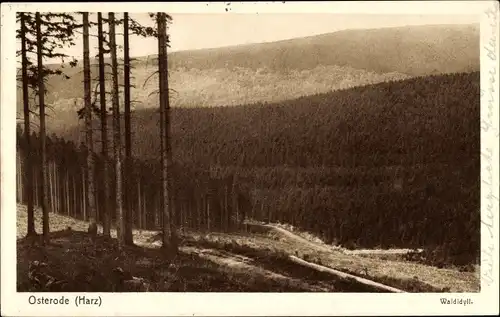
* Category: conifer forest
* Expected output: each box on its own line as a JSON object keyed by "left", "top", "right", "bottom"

{"left": 14, "top": 12, "right": 481, "bottom": 293}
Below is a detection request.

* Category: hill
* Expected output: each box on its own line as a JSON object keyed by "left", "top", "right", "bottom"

{"left": 63, "top": 72, "right": 480, "bottom": 167}
{"left": 17, "top": 23, "right": 479, "bottom": 131}
{"left": 56, "top": 72, "right": 480, "bottom": 266}
{"left": 164, "top": 23, "right": 479, "bottom": 75}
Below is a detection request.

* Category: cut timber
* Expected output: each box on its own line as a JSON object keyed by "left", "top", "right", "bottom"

{"left": 289, "top": 255, "right": 406, "bottom": 293}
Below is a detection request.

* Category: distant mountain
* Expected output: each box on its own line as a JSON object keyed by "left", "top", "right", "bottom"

{"left": 163, "top": 23, "right": 479, "bottom": 75}
{"left": 17, "top": 23, "right": 479, "bottom": 128}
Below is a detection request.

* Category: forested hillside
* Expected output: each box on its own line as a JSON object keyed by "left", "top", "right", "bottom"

{"left": 14, "top": 10, "right": 481, "bottom": 297}
{"left": 65, "top": 72, "right": 479, "bottom": 167}
{"left": 60, "top": 71, "right": 480, "bottom": 267}
{"left": 16, "top": 129, "right": 252, "bottom": 233}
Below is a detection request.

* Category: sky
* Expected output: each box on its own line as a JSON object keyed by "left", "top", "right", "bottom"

{"left": 25, "top": 13, "right": 480, "bottom": 63}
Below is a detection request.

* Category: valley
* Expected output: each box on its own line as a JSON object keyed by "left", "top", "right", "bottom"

{"left": 15, "top": 21, "right": 481, "bottom": 293}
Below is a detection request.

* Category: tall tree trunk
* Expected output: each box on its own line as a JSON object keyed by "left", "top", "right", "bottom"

{"left": 53, "top": 162, "right": 57, "bottom": 213}
{"left": 224, "top": 183, "right": 229, "bottom": 231}
{"left": 36, "top": 12, "right": 50, "bottom": 244}
{"left": 207, "top": 197, "right": 211, "bottom": 231}
{"left": 20, "top": 14, "right": 35, "bottom": 235}
{"left": 137, "top": 180, "right": 142, "bottom": 229}
{"left": 157, "top": 12, "right": 177, "bottom": 252}
{"left": 48, "top": 161, "right": 54, "bottom": 213}
{"left": 97, "top": 12, "right": 111, "bottom": 237}
{"left": 73, "top": 174, "right": 77, "bottom": 218}
{"left": 82, "top": 167, "right": 86, "bottom": 220}
{"left": 17, "top": 150, "right": 22, "bottom": 203}
{"left": 65, "top": 171, "right": 70, "bottom": 216}
{"left": 51, "top": 162, "right": 55, "bottom": 213}
{"left": 123, "top": 12, "right": 134, "bottom": 245}
{"left": 157, "top": 13, "right": 168, "bottom": 247}
{"left": 56, "top": 163, "right": 60, "bottom": 214}
{"left": 109, "top": 12, "right": 124, "bottom": 247}
{"left": 196, "top": 196, "right": 202, "bottom": 230}
{"left": 34, "top": 167, "right": 39, "bottom": 207}
{"left": 142, "top": 184, "right": 147, "bottom": 229}
{"left": 83, "top": 12, "right": 97, "bottom": 233}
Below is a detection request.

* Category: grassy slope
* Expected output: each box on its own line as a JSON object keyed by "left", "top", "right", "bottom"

{"left": 17, "top": 205, "right": 480, "bottom": 292}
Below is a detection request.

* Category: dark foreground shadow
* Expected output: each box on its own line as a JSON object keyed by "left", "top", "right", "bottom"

{"left": 17, "top": 229, "right": 379, "bottom": 292}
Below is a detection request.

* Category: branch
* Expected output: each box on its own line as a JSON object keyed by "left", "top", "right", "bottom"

{"left": 148, "top": 89, "right": 159, "bottom": 98}
{"left": 143, "top": 70, "right": 159, "bottom": 88}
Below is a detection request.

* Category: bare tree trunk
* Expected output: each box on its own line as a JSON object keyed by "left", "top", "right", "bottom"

{"left": 97, "top": 12, "right": 111, "bottom": 237}
{"left": 157, "top": 12, "right": 178, "bottom": 253}
{"left": 82, "top": 12, "right": 97, "bottom": 235}
{"left": 232, "top": 176, "right": 240, "bottom": 228}
{"left": 36, "top": 12, "right": 50, "bottom": 244}
{"left": 55, "top": 162, "right": 59, "bottom": 214}
{"left": 123, "top": 12, "right": 134, "bottom": 245}
{"left": 50, "top": 162, "right": 54, "bottom": 213}
{"left": 20, "top": 14, "right": 35, "bottom": 234}
{"left": 16, "top": 151, "right": 22, "bottom": 203}
{"left": 54, "top": 162, "right": 58, "bottom": 214}
{"left": 158, "top": 13, "right": 169, "bottom": 248}
{"left": 207, "top": 197, "right": 211, "bottom": 231}
{"left": 142, "top": 185, "right": 147, "bottom": 229}
{"left": 34, "top": 168, "right": 39, "bottom": 207}
{"left": 48, "top": 161, "right": 53, "bottom": 213}
{"left": 224, "top": 183, "right": 229, "bottom": 231}
{"left": 155, "top": 194, "right": 159, "bottom": 228}
{"left": 137, "top": 181, "right": 142, "bottom": 229}
{"left": 82, "top": 167, "right": 87, "bottom": 220}
{"left": 54, "top": 162, "right": 58, "bottom": 213}
{"left": 53, "top": 162, "right": 57, "bottom": 213}
{"left": 65, "top": 171, "right": 70, "bottom": 216}
{"left": 197, "top": 196, "right": 202, "bottom": 230}
{"left": 72, "top": 174, "right": 76, "bottom": 218}
{"left": 109, "top": 12, "right": 124, "bottom": 247}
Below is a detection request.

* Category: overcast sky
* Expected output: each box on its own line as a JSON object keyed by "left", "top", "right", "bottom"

{"left": 27, "top": 13, "right": 479, "bottom": 63}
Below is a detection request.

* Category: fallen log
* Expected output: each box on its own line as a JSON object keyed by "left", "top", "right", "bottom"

{"left": 288, "top": 255, "right": 406, "bottom": 293}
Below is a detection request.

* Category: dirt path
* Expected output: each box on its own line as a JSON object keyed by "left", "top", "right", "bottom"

{"left": 246, "top": 222, "right": 479, "bottom": 292}
{"left": 254, "top": 222, "right": 423, "bottom": 255}
{"left": 244, "top": 223, "right": 407, "bottom": 292}
{"left": 253, "top": 223, "right": 335, "bottom": 253}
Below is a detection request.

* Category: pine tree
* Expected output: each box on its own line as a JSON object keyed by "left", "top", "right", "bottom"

{"left": 157, "top": 12, "right": 178, "bottom": 253}
{"left": 82, "top": 12, "right": 97, "bottom": 237}
{"left": 109, "top": 12, "right": 124, "bottom": 247}
{"left": 97, "top": 12, "right": 111, "bottom": 237}
{"left": 123, "top": 12, "right": 134, "bottom": 245}
{"left": 17, "top": 12, "right": 79, "bottom": 241}
{"left": 19, "top": 13, "right": 36, "bottom": 237}
{"left": 35, "top": 12, "right": 50, "bottom": 243}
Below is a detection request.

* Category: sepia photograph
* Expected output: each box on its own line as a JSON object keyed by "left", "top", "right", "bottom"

{"left": 1, "top": 1, "right": 498, "bottom": 316}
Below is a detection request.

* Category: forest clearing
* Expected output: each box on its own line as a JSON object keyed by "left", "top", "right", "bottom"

{"left": 16, "top": 205, "right": 480, "bottom": 293}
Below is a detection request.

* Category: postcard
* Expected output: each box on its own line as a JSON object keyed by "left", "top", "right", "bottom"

{"left": 1, "top": 1, "right": 498, "bottom": 316}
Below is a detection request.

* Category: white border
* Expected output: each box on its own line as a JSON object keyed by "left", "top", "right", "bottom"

{"left": 1, "top": 1, "right": 499, "bottom": 316}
